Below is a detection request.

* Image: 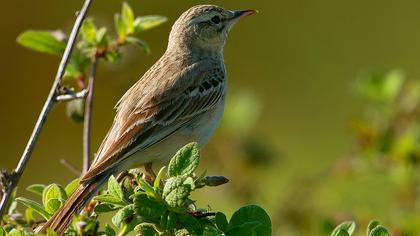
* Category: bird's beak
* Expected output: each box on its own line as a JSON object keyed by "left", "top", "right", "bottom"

{"left": 232, "top": 9, "right": 258, "bottom": 19}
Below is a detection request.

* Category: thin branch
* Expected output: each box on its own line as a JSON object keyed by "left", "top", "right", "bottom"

{"left": 55, "top": 89, "right": 88, "bottom": 102}
{"left": 82, "top": 55, "right": 98, "bottom": 174}
{"left": 0, "top": 0, "right": 94, "bottom": 218}
{"left": 60, "top": 159, "right": 82, "bottom": 176}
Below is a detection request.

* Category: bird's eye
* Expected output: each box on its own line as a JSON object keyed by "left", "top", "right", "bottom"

{"left": 211, "top": 16, "right": 221, "bottom": 24}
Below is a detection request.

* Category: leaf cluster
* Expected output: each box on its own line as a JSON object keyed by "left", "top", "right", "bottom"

{"left": 16, "top": 2, "right": 167, "bottom": 122}
{"left": 331, "top": 220, "right": 390, "bottom": 236}
{"left": 1, "top": 143, "right": 272, "bottom": 236}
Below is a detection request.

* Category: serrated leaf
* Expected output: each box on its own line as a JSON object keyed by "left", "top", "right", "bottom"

{"left": 15, "top": 197, "right": 51, "bottom": 220}
{"left": 331, "top": 221, "right": 356, "bottom": 236}
{"left": 80, "top": 18, "right": 97, "bottom": 43}
{"left": 64, "top": 178, "right": 80, "bottom": 196}
{"left": 112, "top": 204, "right": 134, "bottom": 227}
{"left": 134, "top": 15, "right": 167, "bottom": 32}
{"left": 122, "top": 2, "right": 134, "bottom": 33}
{"left": 17, "top": 30, "right": 66, "bottom": 55}
{"left": 227, "top": 205, "right": 271, "bottom": 236}
{"left": 93, "top": 194, "right": 126, "bottom": 207}
{"left": 108, "top": 175, "right": 124, "bottom": 200}
{"left": 125, "top": 36, "right": 150, "bottom": 54}
{"left": 26, "top": 184, "right": 46, "bottom": 196}
{"left": 168, "top": 142, "right": 200, "bottom": 177}
{"left": 369, "top": 226, "right": 390, "bottom": 236}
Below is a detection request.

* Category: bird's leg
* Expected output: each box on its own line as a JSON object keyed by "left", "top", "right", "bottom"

{"left": 143, "top": 163, "right": 156, "bottom": 183}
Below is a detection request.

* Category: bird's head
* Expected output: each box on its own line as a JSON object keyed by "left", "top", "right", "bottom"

{"left": 168, "top": 5, "right": 257, "bottom": 55}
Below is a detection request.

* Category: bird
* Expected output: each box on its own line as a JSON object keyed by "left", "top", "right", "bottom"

{"left": 38, "top": 4, "right": 256, "bottom": 234}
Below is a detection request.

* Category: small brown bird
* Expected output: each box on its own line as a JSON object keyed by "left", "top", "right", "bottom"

{"left": 39, "top": 5, "right": 256, "bottom": 234}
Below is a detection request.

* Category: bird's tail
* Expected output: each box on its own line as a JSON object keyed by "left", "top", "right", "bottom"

{"left": 36, "top": 176, "right": 108, "bottom": 235}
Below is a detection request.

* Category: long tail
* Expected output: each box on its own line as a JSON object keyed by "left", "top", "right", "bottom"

{"left": 36, "top": 176, "right": 108, "bottom": 235}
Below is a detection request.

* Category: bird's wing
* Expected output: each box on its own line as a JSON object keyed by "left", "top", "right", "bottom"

{"left": 81, "top": 60, "right": 225, "bottom": 183}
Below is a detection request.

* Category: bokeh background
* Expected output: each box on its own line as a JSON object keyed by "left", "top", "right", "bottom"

{"left": 1, "top": 0, "right": 420, "bottom": 235}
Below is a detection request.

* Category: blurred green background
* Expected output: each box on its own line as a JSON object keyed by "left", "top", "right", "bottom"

{"left": 2, "top": 0, "right": 420, "bottom": 235}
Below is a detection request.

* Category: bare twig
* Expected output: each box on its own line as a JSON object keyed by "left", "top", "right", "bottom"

{"left": 82, "top": 55, "right": 98, "bottom": 174}
{"left": 60, "top": 159, "right": 82, "bottom": 176}
{"left": 0, "top": 0, "right": 94, "bottom": 218}
{"left": 55, "top": 89, "right": 88, "bottom": 102}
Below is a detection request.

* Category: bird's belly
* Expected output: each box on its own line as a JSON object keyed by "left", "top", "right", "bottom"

{"left": 128, "top": 98, "right": 225, "bottom": 167}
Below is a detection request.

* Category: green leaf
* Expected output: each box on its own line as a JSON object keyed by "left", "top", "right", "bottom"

{"left": 25, "top": 208, "right": 35, "bottom": 223}
{"left": 64, "top": 52, "right": 89, "bottom": 80}
{"left": 166, "top": 211, "right": 177, "bottom": 230}
{"left": 7, "top": 229, "right": 22, "bottom": 236}
{"left": 215, "top": 212, "right": 228, "bottom": 232}
{"left": 168, "top": 142, "right": 200, "bottom": 177}
{"left": 179, "top": 214, "right": 203, "bottom": 235}
{"left": 112, "top": 204, "right": 134, "bottom": 227}
{"left": 105, "top": 50, "right": 122, "bottom": 62}
{"left": 134, "top": 15, "right": 167, "bottom": 32}
{"left": 331, "top": 221, "right": 356, "bottom": 236}
{"left": 133, "top": 193, "right": 166, "bottom": 220}
{"left": 334, "top": 229, "right": 350, "bottom": 236}
{"left": 93, "top": 194, "right": 126, "bottom": 207}
{"left": 44, "top": 198, "right": 64, "bottom": 215}
{"left": 369, "top": 226, "right": 390, "bottom": 236}
{"left": 47, "top": 229, "right": 59, "bottom": 236}
{"left": 125, "top": 36, "right": 150, "bottom": 54}
{"left": 163, "top": 176, "right": 192, "bottom": 208}
{"left": 42, "top": 184, "right": 67, "bottom": 207}
{"left": 108, "top": 175, "right": 124, "bottom": 200}
{"left": 26, "top": 184, "right": 46, "bottom": 196}
{"left": 96, "top": 27, "right": 108, "bottom": 46}
{"left": 80, "top": 18, "right": 97, "bottom": 43}
{"left": 0, "top": 227, "right": 6, "bottom": 236}
{"left": 64, "top": 178, "right": 80, "bottom": 196}
{"left": 367, "top": 220, "right": 381, "bottom": 235}
{"left": 154, "top": 167, "right": 166, "bottom": 189}
{"left": 227, "top": 205, "right": 271, "bottom": 236}
{"left": 114, "top": 14, "right": 127, "bottom": 40}
{"left": 15, "top": 197, "right": 51, "bottom": 220}
{"left": 137, "top": 178, "right": 158, "bottom": 198}
{"left": 94, "top": 203, "right": 120, "bottom": 214}
{"left": 134, "top": 223, "right": 159, "bottom": 236}
{"left": 122, "top": 2, "right": 135, "bottom": 33}
{"left": 103, "top": 224, "right": 116, "bottom": 236}
{"left": 17, "top": 30, "right": 66, "bottom": 55}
